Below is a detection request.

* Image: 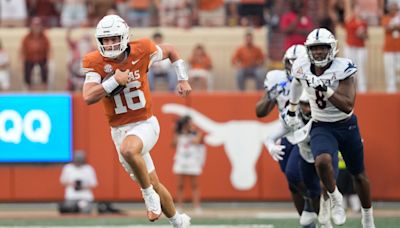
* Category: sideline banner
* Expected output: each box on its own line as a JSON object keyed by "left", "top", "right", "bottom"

{"left": 0, "top": 94, "right": 72, "bottom": 163}
{"left": 0, "top": 93, "right": 399, "bottom": 201}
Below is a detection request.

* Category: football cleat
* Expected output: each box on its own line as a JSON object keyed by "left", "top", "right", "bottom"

{"left": 361, "top": 208, "right": 376, "bottom": 228}
{"left": 318, "top": 196, "right": 331, "bottom": 225}
{"left": 320, "top": 220, "right": 333, "bottom": 228}
{"left": 142, "top": 191, "right": 162, "bottom": 222}
{"left": 171, "top": 213, "right": 191, "bottom": 228}
{"left": 300, "top": 211, "right": 318, "bottom": 226}
{"left": 330, "top": 191, "right": 346, "bottom": 225}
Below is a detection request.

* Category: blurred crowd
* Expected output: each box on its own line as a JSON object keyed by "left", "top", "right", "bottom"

{"left": 0, "top": 0, "right": 266, "bottom": 28}
{"left": 0, "top": 0, "right": 399, "bottom": 93}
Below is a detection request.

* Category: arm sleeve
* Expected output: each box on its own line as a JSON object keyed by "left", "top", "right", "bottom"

{"left": 264, "top": 121, "right": 289, "bottom": 149}
{"left": 289, "top": 78, "right": 303, "bottom": 104}
{"left": 82, "top": 55, "right": 102, "bottom": 84}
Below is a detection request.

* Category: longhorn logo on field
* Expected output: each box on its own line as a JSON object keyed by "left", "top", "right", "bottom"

{"left": 162, "top": 103, "right": 281, "bottom": 191}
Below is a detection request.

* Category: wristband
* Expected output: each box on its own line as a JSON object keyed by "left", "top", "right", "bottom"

{"left": 173, "top": 59, "right": 189, "bottom": 81}
{"left": 102, "top": 76, "right": 119, "bottom": 94}
{"left": 287, "top": 110, "right": 296, "bottom": 117}
{"left": 324, "top": 87, "right": 334, "bottom": 98}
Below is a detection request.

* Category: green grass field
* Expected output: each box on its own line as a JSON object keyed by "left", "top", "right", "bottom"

{"left": 0, "top": 217, "right": 399, "bottom": 227}
{"left": 0, "top": 202, "right": 399, "bottom": 227}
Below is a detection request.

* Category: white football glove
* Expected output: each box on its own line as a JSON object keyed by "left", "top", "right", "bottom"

{"left": 266, "top": 143, "right": 286, "bottom": 161}
{"left": 306, "top": 75, "right": 327, "bottom": 92}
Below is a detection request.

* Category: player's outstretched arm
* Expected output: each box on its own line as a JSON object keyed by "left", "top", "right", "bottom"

{"left": 264, "top": 122, "right": 289, "bottom": 161}
{"left": 255, "top": 92, "right": 276, "bottom": 118}
{"left": 158, "top": 43, "right": 192, "bottom": 97}
{"left": 328, "top": 76, "right": 356, "bottom": 114}
{"left": 289, "top": 78, "right": 303, "bottom": 106}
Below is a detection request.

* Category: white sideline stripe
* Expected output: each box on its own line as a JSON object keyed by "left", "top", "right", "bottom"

{"left": 255, "top": 211, "right": 299, "bottom": 219}
{"left": 0, "top": 226, "right": 274, "bottom": 228}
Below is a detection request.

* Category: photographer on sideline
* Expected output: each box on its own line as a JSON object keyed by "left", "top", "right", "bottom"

{"left": 59, "top": 150, "right": 97, "bottom": 214}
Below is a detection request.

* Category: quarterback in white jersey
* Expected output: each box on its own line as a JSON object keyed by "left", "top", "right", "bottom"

{"left": 286, "top": 28, "right": 375, "bottom": 228}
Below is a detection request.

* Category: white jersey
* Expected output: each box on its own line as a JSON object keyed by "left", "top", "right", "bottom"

{"left": 265, "top": 70, "right": 291, "bottom": 113}
{"left": 292, "top": 56, "right": 357, "bottom": 122}
{"left": 60, "top": 163, "right": 97, "bottom": 201}
{"left": 282, "top": 113, "right": 314, "bottom": 163}
{"left": 294, "top": 133, "right": 313, "bottom": 162}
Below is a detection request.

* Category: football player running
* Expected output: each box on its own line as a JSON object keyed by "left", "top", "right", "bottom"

{"left": 266, "top": 90, "right": 336, "bottom": 228}
{"left": 256, "top": 45, "right": 320, "bottom": 227}
{"left": 285, "top": 28, "right": 375, "bottom": 228}
{"left": 82, "top": 15, "right": 191, "bottom": 228}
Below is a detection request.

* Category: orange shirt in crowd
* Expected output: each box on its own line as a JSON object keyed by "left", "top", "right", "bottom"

{"left": 198, "top": 0, "right": 224, "bottom": 11}
{"left": 128, "top": 0, "right": 151, "bottom": 10}
{"left": 189, "top": 54, "right": 212, "bottom": 70}
{"left": 382, "top": 15, "right": 400, "bottom": 52}
{"left": 240, "top": 0, "right": 264, "bottom": 4}
{"left": 21, "top": 32, "right": 50, "bottom": 62}
{"left": 345, "top": 16, "right": 368, "bottom": 47}
{"left": 231, "top": 45, "right": 264, "bottom": 68}
{"left": 82, "top": 39, "right": 156, "bottom": 127}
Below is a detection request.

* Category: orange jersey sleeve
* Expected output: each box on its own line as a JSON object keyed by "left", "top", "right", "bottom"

{"left": 82, "top": 38, "right": 159, "bottom": 127}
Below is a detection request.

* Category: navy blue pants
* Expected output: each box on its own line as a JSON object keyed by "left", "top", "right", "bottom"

{"left": 279, "top": 137, "right": 302, "bottom": 192}
{"left": 310, "top": 114, "right": 365, "bottom": 176}
{"left": 300, "top": 158, "right": 321, "bottom": 198}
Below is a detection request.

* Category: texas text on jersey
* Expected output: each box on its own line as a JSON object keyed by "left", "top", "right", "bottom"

{"left": 83, "top": 38, "right": 157, "bottom": 127}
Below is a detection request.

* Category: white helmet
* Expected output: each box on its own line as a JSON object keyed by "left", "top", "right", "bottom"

{"left": 263, "top": 70, "right": 287, "bottom": 91}
{"left": 283, "top": 44, "right": 307, "bottom": 75}
{"left": 283, "top": 44, "right": 307, "bottom": 64}
{"left": 304, "top": 28, "right": 338, "bottom": 67}
{"left": 95, "top": 15, "right": 130, "bottom": 58}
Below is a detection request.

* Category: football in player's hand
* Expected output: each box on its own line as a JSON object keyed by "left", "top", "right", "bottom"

{"left": 102, "top": 74, "right": 125, "bottom": 97}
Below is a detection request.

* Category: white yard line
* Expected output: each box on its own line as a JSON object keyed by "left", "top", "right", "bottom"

{"left": 0, "top": 226, "right": 274, "bottom": 228}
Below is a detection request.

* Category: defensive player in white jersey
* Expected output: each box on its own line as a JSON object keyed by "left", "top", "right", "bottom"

{"left": 257, "top": 45, "right": 321, "bottom": 227}
{"left": 285, "top": 28, "right": 375, "bottom": 228}
{"left": 256, "top": 44, "right": 306, "bottom": 117}
{"left": 265, "top": 90, "right": 335, "bottom": 227}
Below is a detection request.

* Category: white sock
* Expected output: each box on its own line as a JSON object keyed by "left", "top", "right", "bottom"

{"left": 349, "top": 194, "right": 361, "bottom": 212}
{"left": 362, "top": 207, "right": 374, "bottom": 225}
{"left": 168, "top": 212, "right": 180, "bottom": 225}
{"left": 327, "top": 186, "right": 340, "bottom": 198}
{"left": 141, "top": 185, "right": 154, "bottom": 196}
{"left": 362, "top": 207, "right": 373, "bottom": 216}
